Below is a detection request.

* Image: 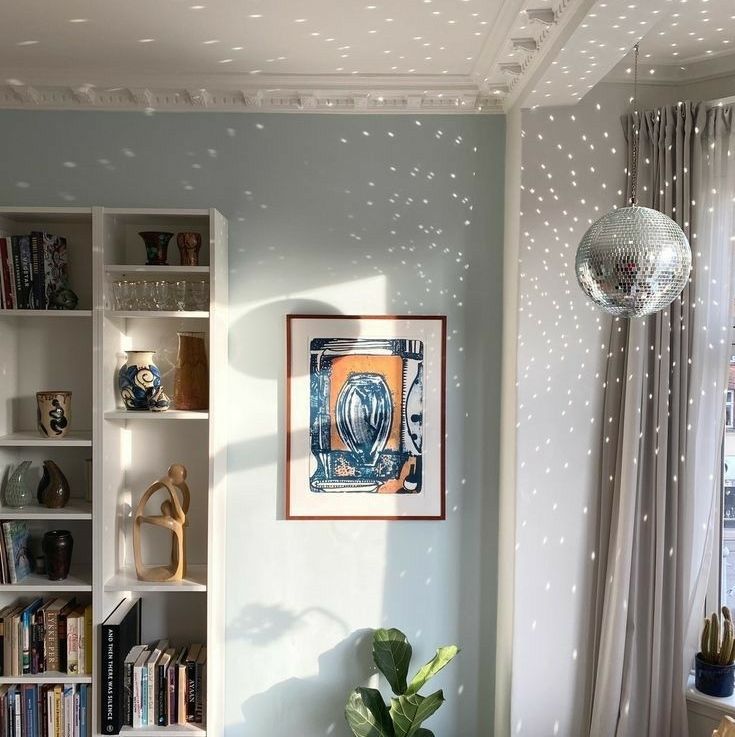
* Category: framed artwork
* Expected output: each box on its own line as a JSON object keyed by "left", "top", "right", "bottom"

{"left": 286, "top": 314, "right": 446, "bottom": 520}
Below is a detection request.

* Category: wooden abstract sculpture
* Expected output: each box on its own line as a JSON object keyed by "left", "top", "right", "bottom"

{"left": 133, "top": 464, "right": 190, "bottom": 582}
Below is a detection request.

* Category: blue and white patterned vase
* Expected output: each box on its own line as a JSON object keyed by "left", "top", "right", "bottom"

{"left": 118, "top": 351, "right": 170, "bottom": 411}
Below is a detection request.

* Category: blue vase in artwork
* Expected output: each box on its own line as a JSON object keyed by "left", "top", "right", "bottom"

{"left": 335, "top": 373, "right": 393, "bottom": 467}
{"left": 118, "top": 350, "right": 168, "bottom": 411}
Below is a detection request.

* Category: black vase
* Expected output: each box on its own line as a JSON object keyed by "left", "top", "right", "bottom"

{"left": 42, "top": 530, "right": 73, "bottom": 581}
{"left": 37, "top": 460, "right": 71, "bottom": 508}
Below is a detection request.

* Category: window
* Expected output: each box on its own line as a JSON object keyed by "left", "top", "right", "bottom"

{"left": 720, "top": 360, "right": 735, "bottom": 610}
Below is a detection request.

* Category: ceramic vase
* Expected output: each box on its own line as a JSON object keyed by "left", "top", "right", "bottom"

{"left": 37, "top": 460, "right": 70, "bottom": 509}
{"left": 118, "top": 350, "right": 170, "bottom": 411}
{"left": 173, "top": 332, "right": 209, "bottom": 410}
{"left": 42, "top": 530, "right": 73, "bottom": 581}
{"left": 139, "top": 231, "right": 173, "bottom": 266}
{"left": 36, "top": 391, "right": 71, "bottom": 438}
{"left": 4, "top": 460, "right": 33, "bottom": 508}
{"left": 177, "top": 232, "right": 202, "bottom": 266}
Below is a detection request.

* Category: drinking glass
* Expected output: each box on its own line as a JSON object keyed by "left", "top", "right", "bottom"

{"left": 174, "top": 281, "right": 187, "bottom": 311}
{"left": 154, "top": 281, "right": 173, "bottom": 311}
{"left": 187, "top": 280, "right": 209, "bottom": 311}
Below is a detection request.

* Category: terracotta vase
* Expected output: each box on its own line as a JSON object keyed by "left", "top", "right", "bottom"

{"left": 177, "top": 232, "right": 202, "bottom": 266}
{"left": 174, "top": 332, "right": 209, "bottom": 410}
{"left": 36, "top": 391, "right": 71, "bottom": 438}
{"left": 37, "top": 460, "right": 71, "bottom": 509}
{"left": 138, "top": 231, "right": 173, "bottom": 266}
{"left": 42, "top": 530, "right": 73, "bottom": 581}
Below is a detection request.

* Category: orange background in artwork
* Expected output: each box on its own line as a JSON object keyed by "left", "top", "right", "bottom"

{"left": 329, "top": 355, "right": 403, "bottom": 452}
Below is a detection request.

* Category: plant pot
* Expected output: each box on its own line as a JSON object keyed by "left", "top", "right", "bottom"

{"left": 695, "top": 653, "right": 735, "bottom": 697}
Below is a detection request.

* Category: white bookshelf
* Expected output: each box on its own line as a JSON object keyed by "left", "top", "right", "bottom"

{"left": 0, "top": 206, "right": 227, "bottom": 737}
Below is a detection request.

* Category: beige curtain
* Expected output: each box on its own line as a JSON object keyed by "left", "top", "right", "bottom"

{"left": 586, "top": 103, "right": 735, "bottom": 737}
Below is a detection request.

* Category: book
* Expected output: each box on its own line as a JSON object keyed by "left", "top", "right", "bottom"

{"left": 156, "top": 648, "right": 175, "bottom": 726}
{"left": 132, "top": 648, "right": 148, "bottom": 729}
{"left": 145, "top": 641, "right": 167, "bottom": 727}
{"left": 10, "top": 237, "right": 23, "bottom": 310}
{"left": 99, "top": 597, "right": 140, "bottom": 735}
{"left": 4, "top": 237, "right": 17, "bottom": 310}
{"left": 195, "top": 645, "right": 206, "bottom": 724}
{"left": 17, "top": 235, "right": 33, "bottom": 309}
{"left": 123, "top": 645, "right": 146, "bottom": 727}
{"left": 56, "top": 599, "right": 78, "bottom": 673}
{"left": 29, "top": 232, "right": 44, "bottom": 310}
{"left": 167, "top": 647, "right": 186, "bottom": 726}
{"left": 0, "top": 604, "right": 18, "bottom": 676}
{"left": 21, "top": 598, "right": 43, "bottom": 675}
{"left": 35, "top": 232, "right": 69, "bottom": 309}
{"left": 0, "top": 526, "right": 9, "bottom": 584}
{"left": 66, "top": 607, "right": 84, "bottom": 674}
{"left": 82, "top": 605, "right": 93, "bottom": 676}
{"left": 1, "top": 605, "right": 23, "bottom": 677}
{"left": 184, "top": 644, "right": 202, "bottom": 723}
{"left": 44, "top": 598, "right": 75, "bottom": 673}
{"left": 2, "top": 521, "right": 32, "bottom": 584}
{"left": 0, "top": 237, "right": 10, "bottom": 309}
{"left": 177, "top": 651, "right": 187, "bottom": 725}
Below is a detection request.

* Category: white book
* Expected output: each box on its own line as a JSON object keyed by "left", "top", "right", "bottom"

{"left": 47, "top": 687, "right": 54, "bottom": 737}
{"left": 132, "top": 649, "right": 149, "bottom": 729}
{"left": 145, "top": 640, "right": 168, "bottom": 727}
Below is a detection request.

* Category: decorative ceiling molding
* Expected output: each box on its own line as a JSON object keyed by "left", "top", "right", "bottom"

{"left": 606, "top": 52, "right": 735, "bottom": 87}
{"left": 0, "top": 80, "right": 504, "bottom": 114}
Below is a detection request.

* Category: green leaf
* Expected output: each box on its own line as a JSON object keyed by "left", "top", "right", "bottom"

{"left": 406, "top": 646, "right": 459, "bottom": 695}
{"left": 389, "top": 691, "right": 444, "bottom": 737}
{"left": 373, "top": 628, "right": 412, "bottom": 695}
{"left": 345, "top": 688, "right": 395, "bottom": 737}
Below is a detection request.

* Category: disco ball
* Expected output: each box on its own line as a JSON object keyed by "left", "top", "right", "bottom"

{"left": 575, "top": 205, "right": 692, "bottom": 318}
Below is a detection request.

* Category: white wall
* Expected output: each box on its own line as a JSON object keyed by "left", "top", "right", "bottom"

{"left": 0, "top": 110, "right": 506, "bottom": 737}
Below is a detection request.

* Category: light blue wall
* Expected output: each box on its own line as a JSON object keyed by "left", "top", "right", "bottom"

{"left": 0, "top": 109, "right": 505, "bottom": 736}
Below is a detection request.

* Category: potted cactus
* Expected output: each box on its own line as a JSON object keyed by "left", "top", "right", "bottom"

{"left": 696, "top": 607, "right": 735, "bottom": 697}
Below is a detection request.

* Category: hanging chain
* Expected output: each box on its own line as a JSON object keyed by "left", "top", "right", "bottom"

{"left": 630, "top": 43, "right": 640, "bottom": 206}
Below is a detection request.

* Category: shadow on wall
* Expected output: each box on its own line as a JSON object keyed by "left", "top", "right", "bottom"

{"left": 240, "top": 628, "right": 374, "bottom": 737}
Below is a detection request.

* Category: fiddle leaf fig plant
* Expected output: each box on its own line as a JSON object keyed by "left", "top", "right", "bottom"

{"left": 345, "top": 628, "right": 459, "bottom": 737}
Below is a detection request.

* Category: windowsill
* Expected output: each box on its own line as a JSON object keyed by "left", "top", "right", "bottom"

{"left": 687, "top": 674, "right": 735, "bottom": 719}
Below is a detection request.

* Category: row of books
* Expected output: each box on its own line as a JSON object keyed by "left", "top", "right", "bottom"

{"left": 123, "top": 641, "right": 206, "bottom": 729}
{"left": 0, "top": 523, "right": 32, "bottom": 585}
{"left": 0, "top": 599, "right": 92, "bottom": 677}
{"left": 0, "top": 232, "right": 69, "bottom": 310}
{"left": 0, "top": 684, "right": 89, "bottom": 737}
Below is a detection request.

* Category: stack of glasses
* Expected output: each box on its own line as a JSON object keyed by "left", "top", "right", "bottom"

{"left": 110, "top": 280, "right": 209, "bottom": 311}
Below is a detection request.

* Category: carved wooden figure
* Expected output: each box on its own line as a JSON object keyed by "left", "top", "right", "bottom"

{"left": 133, "top": 463, "right": 190, "bottom": 582}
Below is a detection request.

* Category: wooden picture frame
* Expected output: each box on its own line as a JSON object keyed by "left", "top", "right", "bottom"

{"left": 286, "top": 314, "right": 446, "bottom": 520}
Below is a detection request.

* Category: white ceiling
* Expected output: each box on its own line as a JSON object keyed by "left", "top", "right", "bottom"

{"left": 0, "top": 0, "right": 732, "bottom": 113}
{"left": 1, "top": 0, "right": 503, "bottom": 79}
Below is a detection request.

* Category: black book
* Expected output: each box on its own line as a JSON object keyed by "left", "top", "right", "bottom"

{"left": 184, "top": 644, "right": 201, "bottom": 723}
{"left": 99, "top": 598, "right": 141, "bottom": 735}
{"left": 29, "top": 233, "right": 44, "bottom": 310}
{"left": 156, "top": 649, "right": 174, "bottom": 726}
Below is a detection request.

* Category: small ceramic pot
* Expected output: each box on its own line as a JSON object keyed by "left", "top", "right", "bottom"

{"left": 42, "top": 530, "right": 73, "bottom": 581}
{"left": 118, "top": 351, "right": 170, "bottom": 411}
{"left": 695, "top": 653, "right": 735, "bottom": 697}
{"left": 177, "top": 232, "right": 202, "bottom": 266}
{"left": 36, "top": 391, "right": 71, "bottom": 438}
{"left": 37, "top": 460, "right": 70, "bottom": 509}
{"left": 4, "top": 460, "right": 34, "bottom": 508}
{"left": 139, "top": 231, "right": 173, "bottom": 266}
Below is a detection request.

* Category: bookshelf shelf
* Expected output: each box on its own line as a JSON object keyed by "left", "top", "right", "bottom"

{"left": 104, "top": 410, "right": 209, "bottom": 421}
{"left": 0, "top": 309, "right": 93, "bottom": 317}
{"left": 0, "top": 501, "right": 92, "bottom": 519}
{"left": 0, "top": 206, "right": 226, "bottom": 737}
{"left": 119, "top": 726, "right": 205, "bottom": 736}
{"left": 0, "top": 431, "right": 93, "bottom": 447}
{"left": 105, "top": 311, "right": 209, "bottom": 319}
{"left": 104, "top": 566, "right": 207, "bottom": 593}
{"left": 1, "top": 571, "right": 92, "bottom": 592}
{"left": 0, "top": 673, "right": 93, "bottom": 685}
{"left": 105, "top": 266, "right": 210, "bottom": 276}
